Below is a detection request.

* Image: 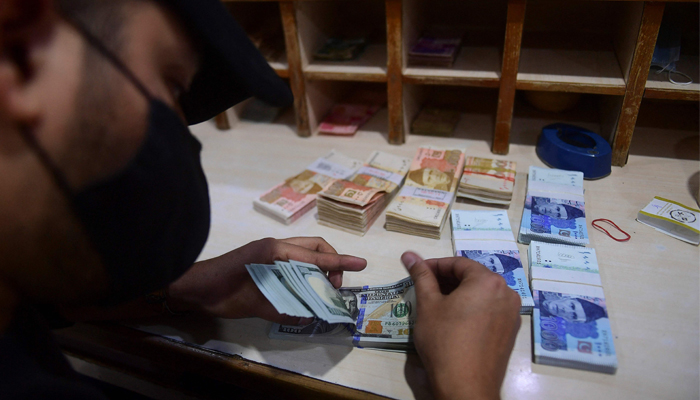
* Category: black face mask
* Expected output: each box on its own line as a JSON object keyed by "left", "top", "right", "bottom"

{"left": 21, "top": 17, "right": 211, "bottom": 305}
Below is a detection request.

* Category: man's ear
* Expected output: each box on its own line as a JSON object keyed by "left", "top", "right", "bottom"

{"left": 0, "top": 0, "right": 55, "bottom": 124}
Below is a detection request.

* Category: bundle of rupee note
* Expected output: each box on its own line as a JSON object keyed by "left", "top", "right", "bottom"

{"left": 457, "top": 157, "right": 517, "bottom": 205}
{"left": 385, "top": 146, "right": 465, "bottom": 239}
{"left": 317, "top": 151, "right": 411, "bottom": 235}
{"left": 528, "top": 241, "right": 617, "bottom": 374}
{"left": 246, "top": 260, "right": 415, "bottom": 351}
{"left": 451, "top": 210, "right": 533, "bottom": 313}
{"left": 518, "top": 166, "right": 589, "bottom": 246}
{"left": 253, "top": 150, "right": 362, "bottom": 224}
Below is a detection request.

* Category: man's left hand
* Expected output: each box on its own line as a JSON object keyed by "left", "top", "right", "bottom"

{"left": 167, "top": 237, "right": 367, "bottom": 325}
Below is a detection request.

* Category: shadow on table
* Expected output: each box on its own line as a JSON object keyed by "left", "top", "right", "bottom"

{"left": 129, "top": 314, "right": 353, "bottom": 377}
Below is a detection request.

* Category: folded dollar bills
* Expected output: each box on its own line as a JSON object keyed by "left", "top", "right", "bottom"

{"left": 528, "top": 241, "right": 617, "bottom": 374}
{"left": 247, "top": 260, "right": 415, "bottom": 350}
{"left": 317, "top": 151, "right": 410, "bottom": 235}
{"left": 532, "top": 280, "right": 616, "bottom": 374}
{"left": 385, "top": 146, "right": 465, "bottom": 239}
{"left": 253, "top": 150, "right": 362, "bottom": 224}
{"left": 457, "top": 157, "right": 517, "bottom": 205}
{"left": 451, "top": 210, "right": 534, "bottom": 313}
{"left": 269, "top": 277, "right": 415, "bottom": 351}
{"left": 637, "top": 196, "right": 700, "bottom": 245}
{"left": 518, "top": 166, "right": 589, "bottom": 246}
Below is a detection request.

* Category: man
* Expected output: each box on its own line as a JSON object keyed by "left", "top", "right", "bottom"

{"left": 0, "top": 0, "right": 521, "bottom": 399}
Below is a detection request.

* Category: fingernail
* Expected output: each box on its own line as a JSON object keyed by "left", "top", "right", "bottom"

{"left": 401, "top": 252, "right": 419, "bottom": 270}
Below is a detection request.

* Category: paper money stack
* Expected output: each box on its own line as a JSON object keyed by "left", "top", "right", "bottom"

{"left": 637, "top": 196, "right": 700, "bottom": 245}
{"left": 457, "top": 157, "right": 517, "bottom": 205}
{"left": 518, "top": 166, "right": 589, "bottom": 246}
{"left": 451, "top": 210, "right": 534, "bottom": 313}
{"left": 410, "top": 108, "right": 460, "bottom": 137}
{"left": 247, "top": 260, "right": 415, "bottom": 350}
{"left": 253, "top": 150, "right": 362, "bottom": 224}
{"left": 385, "top": 147, "right": 465, "bottom": 239}
{"left": 316, "top": 151, "right": 411, "bottom": 235}
{"left": 408, "top": 27, "right": 464, "bottom": 67}
{"left": 318, "top": 90, "right": 387, "bottom": 136}
{"left": 528, "top": 241, "right": 617, "bottom": 374}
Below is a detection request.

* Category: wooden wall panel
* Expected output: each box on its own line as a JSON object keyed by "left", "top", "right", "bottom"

{"left": 493, "top": 0, "right": 526, "bottom": 155}
{"left": 386, "top": 0, "right": 405, "bottom": 144}
{"left": 611, "top": 2, "right": 665, "bottom": 166}
{"left": 280, "top": 1, "right": 311, "bottom": 137}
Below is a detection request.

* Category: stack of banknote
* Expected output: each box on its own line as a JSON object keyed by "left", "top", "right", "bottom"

{"left": 314, "top": 38, "right": 367, "bottom": 61}
{"left": 528, "top": 241, "right": 617, "bottom": 374}
{"left": 637, "top": 196, "right": 700, "bottom": 245}
{"left": 318, "top": 104, "right": 382, "bottom": 135}
{"left": 247, "top": 260, "right": 415, "bottom": 350}
{"left": 385, "top": 147, "right": 465, "bottom": 239}
{"left": 457, "top": 157, "right": 517, "bottom": 205}
{"left": 408, "top": 27, "right": 464, "bottom": 67}
{"left": 451, "top": 210, "right": 534, "bottom": 313}
{"left": 317, "top": 151, "right": 411, "bottom": 235}
{"left": 253, "top": 150, "right": 362, "bottom": 224}
{"left": 518, "top": 166, "right": 589, "bottom": 246}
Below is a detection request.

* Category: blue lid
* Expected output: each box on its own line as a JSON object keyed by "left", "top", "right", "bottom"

{"left": 536, "top": 123, "right": 612, "bottom": 180}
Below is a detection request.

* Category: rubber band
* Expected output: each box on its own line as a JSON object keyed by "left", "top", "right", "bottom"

{"left": 591, "top": 219, "right": 631, "bottom": 242}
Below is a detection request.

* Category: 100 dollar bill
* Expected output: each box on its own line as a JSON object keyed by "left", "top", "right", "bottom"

{"left": 269, "top": 277, "right": 416, "bottom": 350}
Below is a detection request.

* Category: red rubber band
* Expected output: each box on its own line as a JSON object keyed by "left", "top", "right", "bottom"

{"left": 591, "top": 219, "right": 631, "bottom": 242}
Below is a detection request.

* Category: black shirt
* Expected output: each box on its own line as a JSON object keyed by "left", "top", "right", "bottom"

{"left": 0, "top": 303, "right": 107, "bottom": 399}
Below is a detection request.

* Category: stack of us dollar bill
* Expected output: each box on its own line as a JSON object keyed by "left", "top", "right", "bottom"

{"left": 253, "top": 150, "right": 362, "bottom": 224}
{"left": 528, "top": 241, "right": 617, "bottom": 374}
{"left": 246, "top": 260, "right": 415, "bottom": 350}
{"left": 385, "top": 146, "right": 465, "bottom": 239}
{"left": 518, "top": 166, "right": 589, "bottom": 246}
{"left": 457, "top": 157, "right": 517, "bottom": 205}
{"left": 316, "top": 151, "right": 411, "bottom": 235}
{"left": 451, "top": 210, "right": 534, "bottom": 313}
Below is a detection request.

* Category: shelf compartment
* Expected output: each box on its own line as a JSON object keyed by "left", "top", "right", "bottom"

{"left": 297, "top": 1, "right": 388, "bottom": 82}
{"left": 305, "top": 80, "right": 388, "bottom": 137}
{"left": 403, "top": 84, "right": 499, "bottom": 141}
{"left": 516, "top": 1, "right": 641, "bottom": 95}
{"left": 402, "top": 0, "right": 506, "bottom": 88}
{"left": 644, "top": 3, "right": 700, "bottom": 101}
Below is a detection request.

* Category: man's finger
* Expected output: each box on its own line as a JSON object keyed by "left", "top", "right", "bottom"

{"left": 422, "top": 256, "right": 491, "bottom": 284}
{"left": 276, "top": 242, "right": 367, "bottom": 272}
{"left": 280, "top": 237, "right": 338, "bottom": 254}
{"left": 401, "top": 252, "right": 440, "bottom": 304}
{"left": 328, "top": 271, "right": 343, "bottom": 288}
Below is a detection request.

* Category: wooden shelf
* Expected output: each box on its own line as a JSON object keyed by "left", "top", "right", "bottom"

{"left": 403, "top": 46, "right": 501, "bottom": 87}
{"left": 304, "top": 43, "right": 388, "bottom": 82}
{"left": 645, "top": 56, "right": 700, "bottom": 101}
{"left": 516, "top": 49, "right": 626, "bottom": 95}
{"left": 215, "top": 0, "right": 698, "bottom": 167}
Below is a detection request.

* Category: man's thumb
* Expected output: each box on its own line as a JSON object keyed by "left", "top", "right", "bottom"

{"left": 401, "top": 252, "right": 439, "bottom": 300}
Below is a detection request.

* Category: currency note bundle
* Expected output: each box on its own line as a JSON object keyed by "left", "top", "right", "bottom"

{"left": 457, "top": 157, "right": 517, "bottom": 205}
{"left": 317, "top": 151, "right": 411, "bottom": 235}
{"left": 637, "top": 196, "right": 700, "bottom": 245}
{"left": 253, "top": 150, "right": 362, "bottom": 224}
{"left": 410, "top": 107, "right": 460, "bottom": 137}
{"left": 385, "top": 147, "right": 465, "bottom": 239}
{"left": 247, "top": 260, "right": 415, "bottom": 350}
{"left": 408, "top": 27, "right": 464, "bottom": 67}
{"left": 518, "top": 166, "right": 589, "bottom": 246}
{"left": 528, "top": 241, "right": 617, "bottom": 374}
{"left": 318, "top": 90, "right": 387, "bottom": 136}
{"left": 451, "top": 210, "right": 534, "bottom": 313}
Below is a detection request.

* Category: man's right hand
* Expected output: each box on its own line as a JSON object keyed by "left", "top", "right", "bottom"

{"left": 401, "top": 252, "right": 521, "bottom": 400}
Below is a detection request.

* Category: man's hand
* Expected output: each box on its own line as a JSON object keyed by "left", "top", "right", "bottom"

{"left": 401, "top": 252, "right": 521, "bottom": 400}
{"left": 167, "top": 237, "right": 366, "bottom": 325}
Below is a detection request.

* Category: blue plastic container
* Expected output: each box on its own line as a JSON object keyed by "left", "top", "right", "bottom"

{"left": 536, "top": 123, "right": 612, "bottom": 180}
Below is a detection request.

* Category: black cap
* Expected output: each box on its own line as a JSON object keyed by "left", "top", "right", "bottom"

{"left": 164, "top": 0, "right": 293, "bottom": 124}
